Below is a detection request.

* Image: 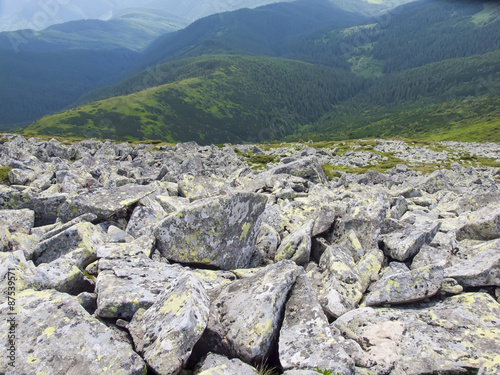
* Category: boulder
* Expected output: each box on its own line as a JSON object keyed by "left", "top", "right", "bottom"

{"left": 335, "top": 293, "right": 500, "bottom": 374}
{"left": 456, "top": 205, "right": 500, "bottom": 241}
{"left": 279, "top": 273, "right": 354, "bottom": 373}
{"left": 274, "top": 221, "right": 312, "bottom": 266}
{"left": 267, "top": 156, "right": 328, "bottom": 184}
{"left": 200, "top": 261, "right": 299, "bottom": 364}
{"left": 381, "top": 221, "right": 441, "bottom": 261}
{"left": 0, "top": 289, "right": 146, "bottom": 374}
{"left": 195, "top": 353, "right": 258, "bottom": 375}
{"left": 0, "top": 208, "right": 35, "bottom": 234}
{"left": 156, "top": 192, "right": 268, "bottom": 270}
{"left": 33, "top": 221, "right": 104, "bottom": 265}
{"left": 129, "top": 273, "right": 210, "bottom": 375}
{"left": 0, "top": 250, "right": 36, "bottom": 304}
{"left": 365, "top": 265, "right": 444, "bottom": 306}
{"left": 96, "top": 257, "right": 185, "bottom": 319}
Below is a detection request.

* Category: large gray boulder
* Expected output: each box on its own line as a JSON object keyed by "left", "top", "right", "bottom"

{"left": 0, "top": 208, "right": 35, "bottom": 234}
{"left": 156, "top": 192, "right": 268, "bottom": 270}
{"left": 456, "top": 205, "right": 500, "bottom": 241}
{"left": 0, "top": 289, "right": 146, "bottom": 374}
{"left": 279, "top": 273, "right": 354, "bottom": 373}
{"left": 195, "top": 353, "right": 258, "bottom": 375}
{"left": 335, "top": 293, "right": 500, "bottom": 374}
{"left": 129, "top": 273, "right": 210, "bottom": 375}
{"left": 200, "top": 261, "right": 300, "bottom": 364}
{"left": 96, "top": 257, "right": 185, "bottom": 319}
{"left": 365, "top": 265, "right": 444, "bottom": 306}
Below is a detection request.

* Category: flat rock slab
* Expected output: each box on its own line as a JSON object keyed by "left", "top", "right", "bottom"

{"left": 96, "top": 257, "right": 185, "bottom": 319}
{"left": 200, "top": 260, "right": 299, "bottom": 364}
{"left": 195, "top": 353, "right": 258, "bottom": 375}
{"left": 381, "top": 221, "right": 441, "bottom": 261}
{"left": 0, "top": 289, "right": 146, "bottom": 375}
{"left": 33, "top": 222, "right": 104, "bottom": 265}
{"left": 335, "top": 293, "right": 500, "bottom": 374}
{"left": 129, "top": 273, "right": 210, "bottom": 375}
{"left": 366, "top": 265, "right": 444, "bottom": 306}
{"left": 279, "top": 273, "right": 354, "bottom": 373}
{"left": 61, "top": 183, "right": 157, "bottom": 221}
{"left": 456, "top": 205, "right": 500, "bottom": 241}
{"left": 445, "top": 239, "right": 500, "bottom": 287}
{"left": 156, "top": 192, "right": 268, "bottom": 270}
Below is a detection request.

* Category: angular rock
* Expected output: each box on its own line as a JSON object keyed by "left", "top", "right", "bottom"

{"left": 125, "top": 205, "right": 166, "bottom": 238}
{"left": 274, "top": 221, "right": 312, "bottom": 266}
{"left": 129, "top": 273, "right": 210, "bottom": 375}
{"left": 0, "top": 250, "right": 36, "bottom": 304}
{"left": 33, "top": 222, "right": 104, "bottom": 265}
{"left": 366, "top": 265, "right": 444, "bottom": 306}
{"left": 200, "top": 261, "right": 299, "bottom": 364}
{"left": 440, "top": 277, "right": 464, "bottom": 295}
{"left": 410, "top": 244, "right": 451, "bottom": 270}
{"left": 0, "top": 208, "right": 35, "bottom": 234}
{"left": 279, "top": 273, "right": 354, "bottom": 373}
{"left": 456, "top": 205, "right": 500, "bottom": 241}
{"left": 445, "top": 239, "right": 500, "bottom": 287}
{"left": 61, "top": 183, "right": 157, "bottom": 221}
{"left": 195, "top": 353, "right": 258, "bottom": 375}
{"left": 156, "top": 192, "right": 268, "bottom": 270}
{"left": 381, "top": 221, "right": 441, "bottom": 261}
{"left": 95, "top": 257, "right": 185, "bottom": 319}
{"left": 31, "top": 247, "right": 95, "bottom": 295}
{"left": 268, "top": 156, "right": 328, "bottom": 184}
{"left": 178, "top": 173, "right": 229, "bottom": 200}
{"left": 254, "top": 223, "right": 280, "bottom": 264}
{"left": 0, "top": 289, "right": 146, "bottom": 374}
{"left": 335, "top": 293, "right": 500, "bottom": 374}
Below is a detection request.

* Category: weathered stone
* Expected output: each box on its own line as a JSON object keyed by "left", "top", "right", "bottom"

{"left": 410, "top": 244, "right": 451, "bottom": 270}
{"left": 33, "top": 222, "right": 104, "bottom": 265}
{"left": 37, "top": 213, "right": 98, "bottom": 242}
{"left": 0, "top": 250, "right": 36, "bottom": 304}
{"left": 268, "top": 156, "right": 328, "bottom": 184}
{"left": 381, "top": 221, "right": 441, "bottom": 261}
{"left": 31, "top": 247, "right": 95, "bottom": 295}
{"left": 274, "top": 221, "right": 312, "bottom": 266}
{"left": 440, "top": 277, "right": 464, "bottom": 295}
{"left": 195, "top": 353, "right": 258, "bottom": 375}
{"left": 200, "top": 261, "right": 299, "bottom": 364}
{"left": 129, "top": 273, "right": 210, "bottom": 375}
{"left": 456, "top": 205, "right": 500, "bottom": 241}
{"left": 254, "top": 223, "right": 280, "bottom": 264}
{"left": 366, "top": 265, "right": 444, "bottom": 306}
{"left": 75, "top": 292, "right": 98, "bottom": 314}
{"left": 95, "top": 257, "right": 185, "bottom": 319}
{"left": 156, "top": 195, "right": 190, "bottom": 214}
{"left": 107, "top": 224, "right": 134, "bottom": 243}
{"left": 61, "top": 183, "right": 157, "bottom": 221}
{"left": 335, "top": 293, "right": 500, "bottom": 374}
{"left": 0, "top": 226, "right": 13, "bottom": 252}
{"left": 356, "top": 248, "right": 385, "bottom": 292}
{"left": 156, "top": 192, "right": 268, "bottom": 270}
{"left": 178, "top": 173, "right": 229, "bottom": 200}
{"left": 445, "top": 239, "right": 500, "bottom": 287}
{"left": 279, "top": 273, "right": 355, "bottom": 373}
{"left": 125, "top": 205, "right": 166, "bottom": 238}
{"left": 0, "top": 289, "right": 146, "bottom": 374}
{"left": 0, "top": 208, "right": 35, "bottom": 234}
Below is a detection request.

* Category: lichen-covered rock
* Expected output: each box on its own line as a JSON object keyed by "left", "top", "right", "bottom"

{"left": 61, "top": 183, "right": 157, "bottom": 221}
{"left": 125, "top": 205, "right": 166, "bottom": 238}
{"left": 335, "top": 293, "right": 500, "bottom": 374}
{"left": 445, "top": 239, "right": 500, "bottom": 287}
{"left": 0, "top": 250, "right": 36, "bottom": 304}
{"left": 95, "top": 257, "right": 185, "bottom": 319}
{"left": 268, "top": 156, "right": 328, "bottom": 184}
{"left": 254, "top": 223, "right": 280, "bottom": 264}
{"left": 440, "top": 277, "right": 464, "bottom": 295}
{"left": 381, "top": 221, "right": 441, "bottom": 261}
{"left": 279, "top": 273, "right": 355, "bottom": 373}
{"left": 0, "top": 208, "right": 34, "bottom": 234}
{"left": 365, "top": 265, "right": 444, "bottom": 306}
{"left": 274, "top": 221, "right": 312, "bottom": 266}
{"left": 195, "top": 353, "right": 258, "bottom": 375}
{"left": 178, "top": 173, "right": 230, "bottom": 200}
{"left": 128, "top": 273, "right": 210, "bottom": 375}
{"left": 33, "top": 221, "right": 104, "bottom": 265}
{"left": 410, "top": 244, "right": 451, "bottom": 270}
{"left": 0, "top": 289, "right": 146, "bottom": 375}
{"left": 456, "top": 205, "right": 500, "bottom": 241}
{"left": 200, "top": 261, "right": 299, "bottom": 364}
{"left": 156, "top": 192, "right": 268, "bottom": 270}
{"left": 31, "top": 247, "right": 95, "bottom": 295}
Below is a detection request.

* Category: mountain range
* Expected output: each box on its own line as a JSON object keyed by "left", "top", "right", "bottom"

{"left": 1, "top": 0, "right": 499, "bottom": 144}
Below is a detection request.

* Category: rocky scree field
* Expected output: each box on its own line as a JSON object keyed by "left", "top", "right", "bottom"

{"left": 1, "top": 134, "right": 500, "bottom": 374}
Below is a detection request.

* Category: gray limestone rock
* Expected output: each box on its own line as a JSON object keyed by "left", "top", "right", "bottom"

{"left": 200, "top": 261, "right": 300, "bottom": 364}
{"left": 274, "top": 221, "right": 312, "bottom": 266}
{"left": 366, "top": 265, "right": 444, "bottom": 306}
{"left": 129, "top": 273, "right": 210, "bottom": 375}
{"left": 279, "top": 273, "right": 355, "bottom": 373}
{"left": 456, "top": 205, "right": 500, "bottom": 241}
{"left": 156, "top": 192, "right": 268, "bottom": 270}
{"left": 0, "top": 208, "right": 35, "bottom": 234}
{"left": 0, "top": 289, "right": 146, "bottom": 375}
{"left": 267, "top": 156, "right": 328, "bottom": 184}
{"left": 0, "top": 250, "right": 36, "bottom": 304}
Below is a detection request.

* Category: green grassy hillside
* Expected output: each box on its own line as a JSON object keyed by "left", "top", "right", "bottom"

{"left": 22, "top": 55, "right": 364, "bottom": 144}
